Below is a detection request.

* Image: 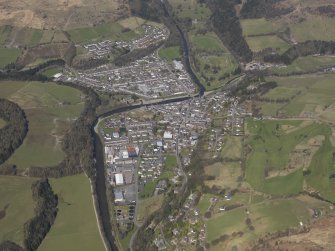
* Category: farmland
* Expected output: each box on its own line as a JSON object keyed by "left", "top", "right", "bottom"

{"left": 257, "top": 74, "right": 335, "bottom": 118}
{"left": 0, "top": 81, "right": 84, "bottom": 170}
{"left": 270, "top": 56, "right": 335, "bottom": 75}
{"left": 0, "top": 48, "right": 22, "bottom": 68}
{"left": 0, "top": 176, "right": 37, "bottom": 246}
{"left": 245, "top": 35, "right": 290, "bottom": 54}
{"left": 38, "top": 174, "right": 104, "bottom": 251}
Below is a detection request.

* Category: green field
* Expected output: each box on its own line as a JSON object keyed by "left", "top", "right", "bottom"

{"left": 189, "top": 30, "right": 238, "bottom": 90}
{"left": 270, "top": 56, "right": 335, "bottom": 75}
{"left": 158, "top": 46, "right": 181, "bottom": 61}
{"left": 67, "top": 22, "right": 138, "bottom": 44}
{"left": 246, "top": 35, "right": 290, "bottom": 53}
{"left": 0, "top": 176, "right": 37, "bottom": 245}
{"left": 245, "top": 119, "right": 330, "bottom": 195}
{"left": 38, "top": 174, "right": 104, "bottom": 251}
{"left": 168, "top": 0, "right": 211, "bottom": 20}
{"left": 0, "top": 81, "right": 84, "bottom": 170}
{"left": 290, "top": 17, "right": 335, "bottom": 42}
{"left": 241, "top": 18, "right": 278, "bottom": 36}
{"left": 0, "top": 48, "right": 22, "bottom": 68}
{"left": 262, "top": 74, "right": 335, "bottom": 117}
{"left": 0, "top": 118, "right": 6, "bottom": 128}
{"left": 40, "top": 67, "right": 62, "bottom": 77}
{"left": 306, "top": 137, "right": 335, "bottom": 202}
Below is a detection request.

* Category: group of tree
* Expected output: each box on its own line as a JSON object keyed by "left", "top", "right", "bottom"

{"left": 0, "top": 99, "right": 28, "bottom": 165}
{"left": 23, "top": 179, "right": 58, "bottom": 251}
{"left": 0, "top": 179, "right": 58, "bottom": 251}
{"left": 207, "top": 0, "right": 253, "bottom": 63}
{"left": 239, "top": 0, "right": 294, "bottom": 19}
{"left": 264, "top": 40, "right": 335, "bottom": 65}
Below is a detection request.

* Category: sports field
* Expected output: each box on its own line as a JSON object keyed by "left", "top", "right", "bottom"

{"left": 38, "top": 174, "right": 104, "bottom": 251}
{"left": 0, "top": 176, "right": 37, "bottom": 246}
{"left": 0, "top": 81, "right": 84, "bottom": 170}
{"left": 158, "top": 46, "right": 181, "bottom": 61}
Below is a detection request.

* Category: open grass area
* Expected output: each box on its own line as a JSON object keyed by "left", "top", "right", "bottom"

{"left": 270, "top": 56, "right": 335, "bottom": 75}
{"left": 0, "top": 81, "right": 84, "bottom": 170}
{"left": 158, "top": 46, "right": 181, "bottom": 61}
{"left": 0, "top": 47, "right": 22, "bottom": 68}
{"left": 168, "top": 0, "right": 211, "bottom": 20}
{"left": 246, "top": 35, "right": 290, "bottom": 54}
{"left": 289, "top": 17, "right": 335, "bottom": 42}
{"left": 241, "top": 18, "right": 278, "bottom": 36}
{"left": 306, "top": 137, "right": 335, "bottom": 202}
{"left": 0, "top": 176, "right": 37, "bottom": 246}
{"left": 221, "top": 136, "right": 242, "bottom": 160}
{"left": 38, "top": 174, "right": 104, "bottom": 251}
{"left": 189, "top": 29, "right": 238, "bottom": 90}
{"left": 0, "top": 118, "right": 6, "bottom": 128}
{"left": 40, "top": 67, "right": 62, "bottom": 78}
{"left": 137, "top": 195, "right": 164, "bottom": 223}
{"left": 204, "top": 162, "right": 241, "bottom": 189}
{"left": 67, "top": 19, "right": 145, "bottom": 44}
{"left": 246, "top": 119, "right": 331, "bottom": 195}
{"left": 206, "top": 196, "right": 326, "bottom": 250}
{"left": 262, "top": 74, "right": 335, "bottom": 118}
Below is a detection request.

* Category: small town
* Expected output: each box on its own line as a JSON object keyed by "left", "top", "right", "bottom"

{"left": 98, "top": 90, "right": 248, "bottom": 248}
{"left": 81, "top": 24, "right": 169, "bottom": 58}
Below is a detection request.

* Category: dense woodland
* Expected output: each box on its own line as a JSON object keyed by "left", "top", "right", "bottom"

{"left": 207, "top": 0, "right": 253, "bottom": 63}
{"left": 23, "top": 179, "right": 58, "bottom": 251}
{"left": 239, "top": 0, "right": 293, "bottom": 19}
{"left": 264, "top": 40, "right": 335, "bottom": 64}
{"left": 0, "top": 241, "right": 24, "bottom": 251}
{"left": 0, "top": 99, "right": 28, "bottom": 166}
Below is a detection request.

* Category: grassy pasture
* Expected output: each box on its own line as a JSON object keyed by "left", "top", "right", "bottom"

{"left": 67, "top": 21, "right": 139, "bottom": 44}
{"left": 241, "top": 18, "right": 278, "bottom": 36}
{"left": 289, "top": 17, "right": 335, "bottom": 42}
{"left": 0, "top": 81, "right": 84, "bottom": 170}
{"left": 168, "top": 0, "right": 211, "bottom": 20}
{"left": 0, "top": 118, "right": 6, "bottom": 128}
{"left": 245, "top": 119, "right": 329, "bottom": 195}
{"left": 0, "top": 176, "right": 37, "bottom": 246}
{"left": 0, "top": 48, "right": 22, "bottom": 68}
{"left": 262, "top": 74, "right": 335, "bottom": 117}
{"left": 158, "top": 46, "right": 181, "bottom": 61}
{"left": 270, "top": 56, "right": 335, "bottom": 75}
{"left": 206, "top": 196, "right": 328, "bottom": 251}
{"left": 40, "top": 67, "right": 62, "bottom": 77}
{"left": 38, "top": 174, "right": 104, "bottom": 251}
{"left": 137, "top": 195, "right": 164, "bottom": 223}
{"left": 221, "top": 136, "right": 242, "bottom": 160}
{"left": 246, "top": 35, "right": 290, "bottom": 53}
{"left": 204, "top": 162, "right": 241, "bottom": 189}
